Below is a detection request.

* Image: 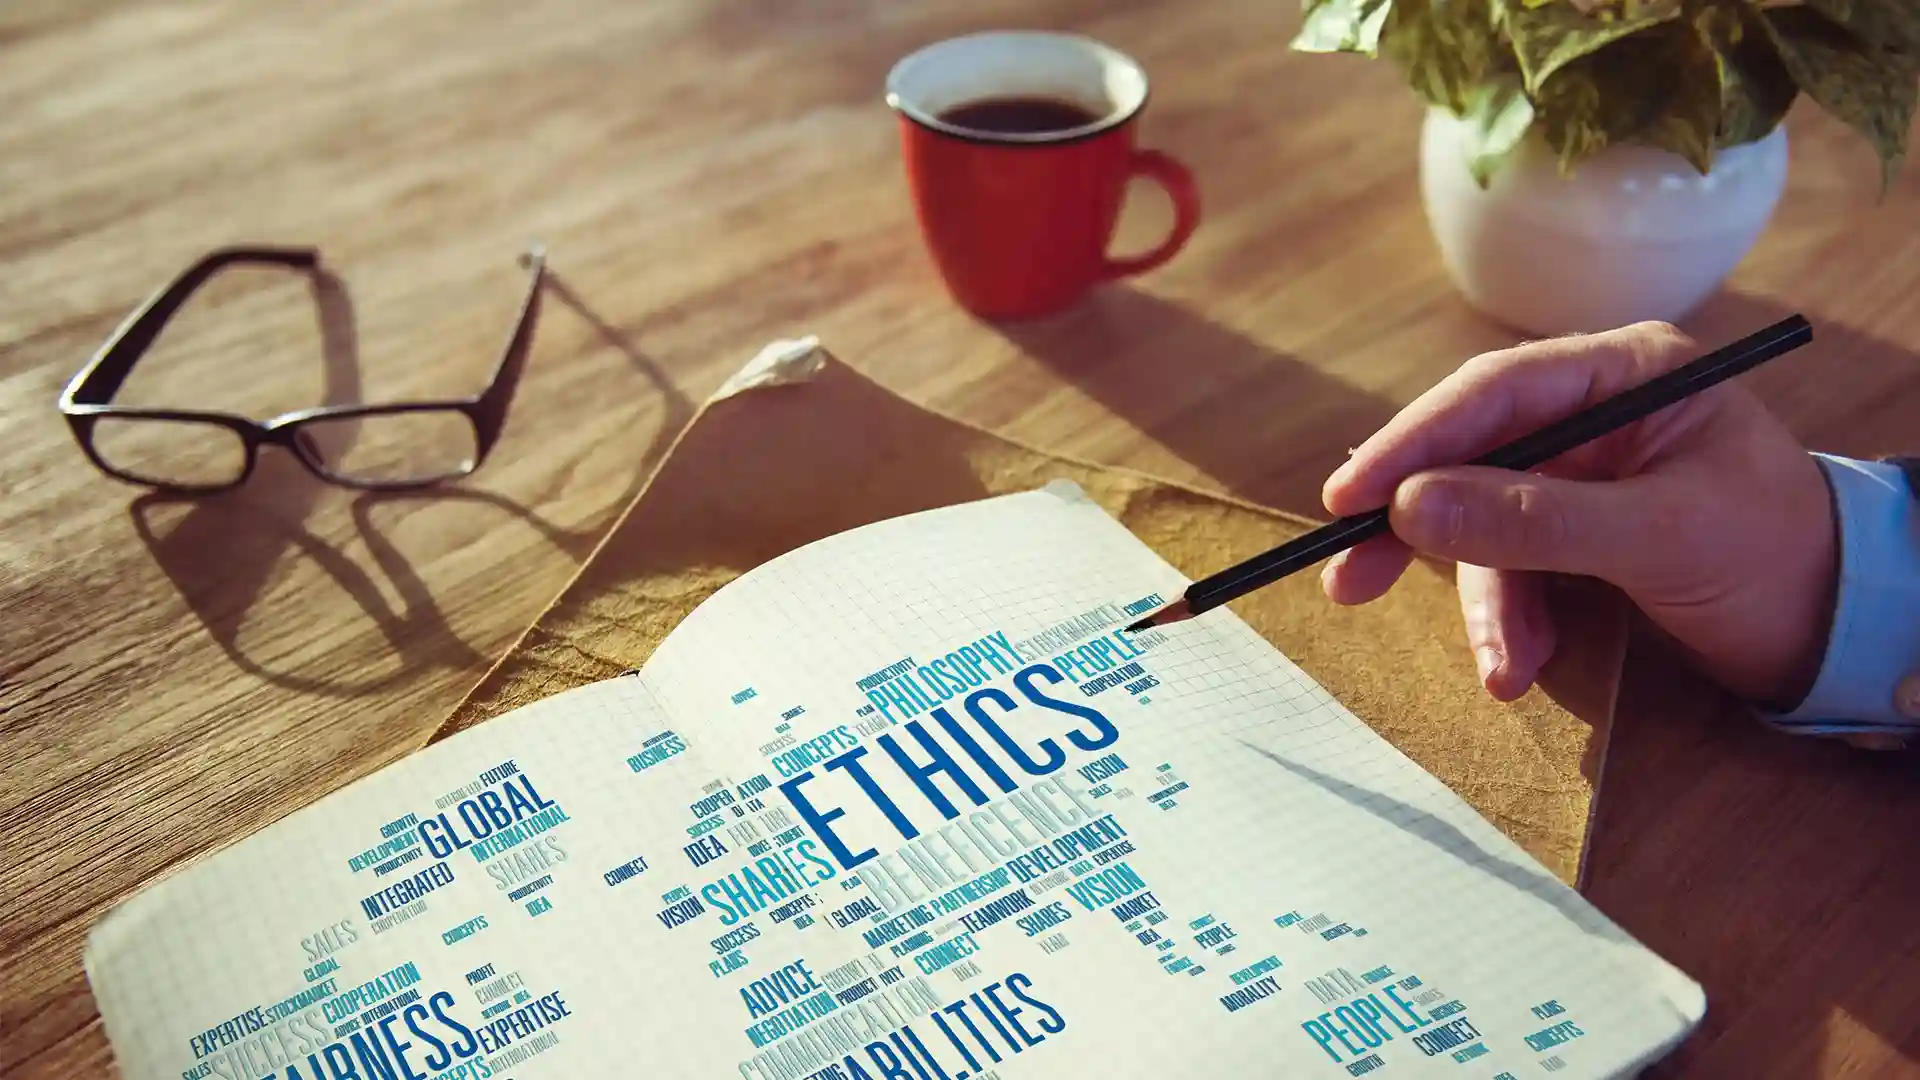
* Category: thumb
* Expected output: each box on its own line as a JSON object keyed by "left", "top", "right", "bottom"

{"left": 1389, "top": 466, "right": 1658, "bottom": 584}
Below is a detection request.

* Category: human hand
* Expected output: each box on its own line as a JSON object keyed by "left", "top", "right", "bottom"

{"left": 1319, "top": 320, "right": 1838, "bottom": 713}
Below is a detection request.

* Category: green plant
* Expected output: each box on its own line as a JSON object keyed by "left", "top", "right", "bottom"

{"left": 1292, "top": 0, "right": 1919, "bottom": 188}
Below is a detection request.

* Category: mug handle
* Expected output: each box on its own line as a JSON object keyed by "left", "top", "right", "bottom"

{"left": 1101, "top": 149, "right": 1201, "bottom": 279}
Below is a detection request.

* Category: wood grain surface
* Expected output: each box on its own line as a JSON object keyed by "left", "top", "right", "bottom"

{"left": 3, "top": 2, "right": 1918, "bottom": 1078}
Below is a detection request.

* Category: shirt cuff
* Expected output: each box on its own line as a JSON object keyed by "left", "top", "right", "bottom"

{"left": 1758, "top": 454, "right": 1920, "bottom": 734}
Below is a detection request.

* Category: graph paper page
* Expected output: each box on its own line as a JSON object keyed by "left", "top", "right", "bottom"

{"left": 86, "top": 480, "right": 1703, "bottom": 1080}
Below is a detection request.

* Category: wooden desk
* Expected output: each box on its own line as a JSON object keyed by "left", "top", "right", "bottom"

{"left": 3, "top": 2, "right": 1916, "bottom": 1076}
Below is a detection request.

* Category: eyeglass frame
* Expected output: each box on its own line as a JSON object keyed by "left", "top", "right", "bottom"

{"left": 57, "top": 243, "right": 545, "bottom": 494}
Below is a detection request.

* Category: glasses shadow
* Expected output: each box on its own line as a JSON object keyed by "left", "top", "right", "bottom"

{"left": 129, "top": 265, "right": 691, "bottom": 695}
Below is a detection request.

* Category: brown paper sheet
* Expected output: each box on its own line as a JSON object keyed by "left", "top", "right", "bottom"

{"left": 428, "top": 349, "right": 1623, "bottom": 886}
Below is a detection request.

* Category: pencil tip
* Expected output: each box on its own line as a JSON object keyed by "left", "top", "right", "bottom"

{"left": 1124, "top": 597, "right": 1193, "bottom": 632}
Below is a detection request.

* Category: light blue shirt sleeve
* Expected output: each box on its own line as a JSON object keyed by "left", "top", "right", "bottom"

{"left": 1759, "top": 453, "right": 1920, "bottom": 735}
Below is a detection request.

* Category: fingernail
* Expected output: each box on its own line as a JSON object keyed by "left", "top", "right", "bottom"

{"left": 1326, "top": 457, "right": 1356, "bottom": 492}
{"left": 1476, "top": 645, "right": 1504, "bottom": 685}
{"left": 1320, "top": 550, "right": 1348, "bottom": 593}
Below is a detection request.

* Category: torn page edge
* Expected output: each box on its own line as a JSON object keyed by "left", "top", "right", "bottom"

{"left": 710, "top": 335, "right": 827, "bottom": 402}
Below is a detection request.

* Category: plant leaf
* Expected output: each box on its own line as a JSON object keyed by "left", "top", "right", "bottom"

{"left": 1761, "top": 5, "right": 1920, "bottom": 190}
{"left": 1292, "top": 0, "right": 1394, "bottom": 54}
{"left": 1492, "top": 0, "right": 1684, "bottom": 93}
{"left": 1380, "top": 0, "right": 1505, "bottom": 111}
{"left": 1531, "top": 19, "right": 1718, "bottom": 175}
{"left": 1460, "top": 76, "right": 1537, "bottom": 184}
{"left": 1798, "top": 0, "right": 1920, "bottom": 56}
{"left": 1694, "top": 0, "right": 1799, "bottom": 147}
{"left": 1634, "top": 18, "right": 1722, "bottom": 172}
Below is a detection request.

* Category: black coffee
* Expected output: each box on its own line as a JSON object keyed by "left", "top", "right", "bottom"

{"left": 938, "top": 95, "right": 1103, "bottom": 135}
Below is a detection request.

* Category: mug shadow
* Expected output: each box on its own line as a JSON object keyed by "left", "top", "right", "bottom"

{"left": 130, "top": 265, "right": 692, "bottom": 695}
{"left": 1586, "top": 290, "right": 1920, "bottom": 1077}
{"left": 985, "top": 283, "right": 1402, "bottom": 522}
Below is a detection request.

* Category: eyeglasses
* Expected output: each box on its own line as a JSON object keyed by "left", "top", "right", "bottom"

{"left": 58, "top": 244, "right": 544, "bottom": 493}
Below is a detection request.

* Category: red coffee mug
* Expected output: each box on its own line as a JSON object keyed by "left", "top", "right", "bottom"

{"left": 887, "top": 31, "right": 1201, "bottom": 320}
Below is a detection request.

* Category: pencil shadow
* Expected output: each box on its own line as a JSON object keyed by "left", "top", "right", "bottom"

{"left": 131, "top": 265, "right": 691, "bottom": 694}
{"left": 1239, "top": 741, "right": 1632, "bottom": 946}
{"left": 985, "top": 284, "right": 1401, "bottom": 521}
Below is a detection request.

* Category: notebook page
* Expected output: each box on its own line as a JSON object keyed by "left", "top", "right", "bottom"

{"left": 611, "top": 479, "right": 1706, "bottom": 1077}
{"left": 83, "top": 481, "right": 1704, "bottom": 1080}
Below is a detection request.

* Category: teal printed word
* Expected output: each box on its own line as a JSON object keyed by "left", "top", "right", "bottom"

{"left": 1413, "top": 1018, "right": 1483, "bottom": 1057}
{"left": 1063, "top": 862, "right": 1146, "bottom": 911}
{"left": 913, "top": 932, "right": 980, "bottom": 975}
{"left": 1015, "top": 900, "right": 1073, "bottom": 938}
{"left": 1077, "top": 753, "right": 1128, "bottom": 783}
{"left": 299, "top": 920, "right": 357, "bottom": 965}
{"left": 1526, "top": 1020, "right": 1586, "bottom": 1052}
{"left": 863, "top": 634, "right": 1024, "bottom": 724}
{"left": 1111, "top": 891, "right": 1161, "bottom": 921}
{"left": 700, "top": 838, "right": 840, "bottom": 926}
{"left": 627, "top": 731, "right": 687, "bottom": 773}
{"left": 782, "top": 663, "right": 1120, "bottom": 876}
{"left": 1300, "top": 967, "right": 1435, "bottom": 1064}
{"left": 348, "top": 830, "right": 420, "bottom": 873}
{"left": 742, "top": 960, "right": 824, "bottom": 1019}
{"left": 488, "top": 835, "right": 566, "bottom": 893}
{"left": 415, "top": 774, "right": 564, "bottom": 861}
{"left": 1045, "top": 629, "right": 1150, "bottom": 686}
{"left": 957, "top": 890, "right": 1034, "bottom": 933}
{"left": 771, "top": 726, "right": 861, "bottom": 779}
{"left": 442, "top": 916, "right": 488, "bottom": 946}
{"left": 604, "top": 854, "right": 649, "bottom": 887}
{"left": 209, "top": 988, "right": 488, "bottom": 1080}
{"left": 1219, "top": 975, "right": 1280, "bottom": 1013}
{"left": 863, "top": 904, "right": 935, "bottom": 949}
{"left": 359, "top": 861, "right": 455, "bottom": 921}
{"left": 1230, "top": 956, "right": 1282, "bottom": 986}
{"left": 711, "top": 923, "right": 761, "bottom": 954}
{"left": 828, "top": 896, "right": 882, "bottom": 927}
{"left": 657, "top": 893, "right": 706, "bottom": 928}
{"left": 1077, "top": 661, "right": 1147, "bottom": 697}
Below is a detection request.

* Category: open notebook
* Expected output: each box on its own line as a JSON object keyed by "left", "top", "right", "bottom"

{"left": 86, "top": 481, "right": 1703, "bottom": 1080}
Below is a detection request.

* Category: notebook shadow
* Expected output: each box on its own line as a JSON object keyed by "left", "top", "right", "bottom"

{"left": 986, "top": 284, "right": 1402, "bottom": 522}
{"left": 130, "top": 267, "right": 690, "bottom": 695}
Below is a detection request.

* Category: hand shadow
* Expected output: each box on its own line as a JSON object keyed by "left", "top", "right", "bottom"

{"left": 131, "top": 265, "right": 692, "bottom": 695}
{"left": 986, "top": 284, "right": 1401, "bottom": 521}
{"left": 1582, "top": 291, "right": 1920, "bottom": 1077}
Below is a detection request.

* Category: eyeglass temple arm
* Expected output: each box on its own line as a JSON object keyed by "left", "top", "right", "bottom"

{"left": 61, "top": 246, "right": 319, "bottom": 408}
{"left": 468, "top": 245, "right": 547, "bottom": 453}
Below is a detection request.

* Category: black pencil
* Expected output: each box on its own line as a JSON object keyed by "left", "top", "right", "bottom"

{"left": 1124, "top": 314, "right": 1815, "bottom": 632}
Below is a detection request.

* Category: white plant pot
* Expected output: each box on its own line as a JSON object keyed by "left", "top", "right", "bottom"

{"left": 1418, "top": 106, "right": 1790, "bottom": 338}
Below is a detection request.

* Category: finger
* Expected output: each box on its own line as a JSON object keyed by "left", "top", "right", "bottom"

{"left": 1321, "top": 533, "right": 1416, "bottom": 605}
{"left": 1324, "top": 321, "right": 1703, "bottom": 517}
{"left": 1389, "top": 465, "right": 1661, "bottom": 586}
{"left": 1458, "top": 565, "right": 1556, "bottom": 701}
